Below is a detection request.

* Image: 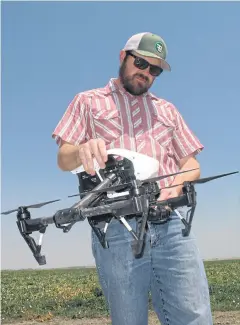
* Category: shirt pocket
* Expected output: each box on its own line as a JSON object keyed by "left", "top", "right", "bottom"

{"left": 91, "top": 108, "right": 123, "bottom": 143}
{"left": 150, "top": 113, "right": 176, "bottom": 156}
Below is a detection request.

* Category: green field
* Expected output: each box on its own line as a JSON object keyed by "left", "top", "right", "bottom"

{"left": 1, "top": 259, "right": 240, "bottom": 323}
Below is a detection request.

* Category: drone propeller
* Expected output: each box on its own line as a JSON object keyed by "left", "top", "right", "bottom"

{"left": 188, "top": 171, "right": 238, "bottom": 184}
{"left": 68, "top": 168, "right": 199, "bottom": 197}
{"left": 141, "top": 168, "right": 199, "bottom": 183}
{"left": 152, "top": 171, "right": 239, "bottom": 211}
{"left": 162, "top": 171, "right": 239, "bottom": 190}
{"left": 68, "top": 193, "right": 85, "bottom": 198}
{"left": 69, "top": 170, "right": 238, "bottom": 198}
{"left": 1, "top": 199, "right": 61, "bottom": 215}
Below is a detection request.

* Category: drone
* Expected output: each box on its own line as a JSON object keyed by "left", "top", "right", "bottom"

{"left": 1, "top": 149, "right": 239, "bottom": 266}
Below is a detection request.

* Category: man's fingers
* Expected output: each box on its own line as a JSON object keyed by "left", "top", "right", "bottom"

{"left": 78, "top": 139, "right": 107, "bottom": 175}
{"left": 97, "top": 139, "right": 108, "bottom": 163}
{"left": 165, "top": 206, "right": 172, "bottom": 211}
{"left": 78, "top": 147, "right": 88, "bottom": 172}
{"left": 89, "top": 140, "right": 105, "bottom": 169}
{"left": 79, "top": 145, "right": 95, "bottom": 175}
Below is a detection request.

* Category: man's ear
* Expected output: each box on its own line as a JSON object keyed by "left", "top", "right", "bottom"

{"left": 119, "top": 50, "right": 127, "bottom": 64}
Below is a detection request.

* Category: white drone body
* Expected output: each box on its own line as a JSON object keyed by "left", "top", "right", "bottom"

{"left": 70, "top": 148, "right": 160, "bottom": 198}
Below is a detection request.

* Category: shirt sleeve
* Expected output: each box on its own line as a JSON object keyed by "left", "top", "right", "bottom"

{"left": 171, "top": 105, "right": 204, "bottom": 161}
{"left": 52, "top": 94, "right": 88, "bottom": 146}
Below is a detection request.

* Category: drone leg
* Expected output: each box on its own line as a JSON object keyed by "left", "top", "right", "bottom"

{"left": 182, "top": 207, "right": 196, "bottom": 236}
{"left": 174, "top": 209, "right": 189, "bottom": 229}
{"left": 38, "top": 227, "right": 46, "bottom": 246}
{"left": 131, "top": 211, "right": 148, "bottom": 258}
{"left": 118, "top": 216, "right": 138, "bottom": 240}
{"left": 21, "top": 233, "right": 46, "bottom": 265}
{"left": 88, "top": 218, "right": 109, "bottom": 249}
{"left": 38, "top": 233, "right": 43, "bottom": 246}
{"left": 103, "top": 221, "right": 110, "bottom": 234}
{"left": 174, "top": 207, "right": 196, "bottom": 237}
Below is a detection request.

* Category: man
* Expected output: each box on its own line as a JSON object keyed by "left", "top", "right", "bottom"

{"left": 52, "top": 32, "right": 213, "bottom": 325}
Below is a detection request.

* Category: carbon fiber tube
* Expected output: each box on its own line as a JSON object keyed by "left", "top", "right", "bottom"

{"left": 24, "top": 174, "right": 118, "bottom": 231}
{"left": 71, "top": 173, "right": 117, "bottom": 209}
{"left": 25, "top": 215, "right": 55, "bottom": 228}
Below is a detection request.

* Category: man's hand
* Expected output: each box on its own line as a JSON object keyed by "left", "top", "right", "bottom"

{"left": 57, "top": 138, "right": 108, "bottom": 173}
{"left": 158, "top": 186, "right": 183, "bottom": 211}
{"left": 158, "top": 185, "right": 182, "bottom": 202}
{"left": 157, "top": 154, "right": 200, "bottom": 209}
{"left": 78, "top": 138, "right": 108, "bottom": 175}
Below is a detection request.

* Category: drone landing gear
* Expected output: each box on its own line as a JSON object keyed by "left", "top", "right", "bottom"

{"left": 176, "top": 206, "right": 196, "bottom": 237}
{"left": 89, "top": 197, "right": 196, "bottom": 258}
{"left": 89, "top": 214, "right": 147, "bottom": 258}
{"left": 88, "top": 217, "right": 112, "bottom": 249}
{"left": 118, "top": 216, "right": 138, "bottom": 240}
{"left": 179, "top": 181, "right": 197, "bottom": 237}
{"left": 16, "top": 208, "right": 47, "bottom": 265}
{"left": 89, "top": 215, "right": 139, "bottom": 251}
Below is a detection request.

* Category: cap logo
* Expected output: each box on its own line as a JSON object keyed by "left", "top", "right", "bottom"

{"left": 155, "top": 42, "right": 163, "bottom": 53}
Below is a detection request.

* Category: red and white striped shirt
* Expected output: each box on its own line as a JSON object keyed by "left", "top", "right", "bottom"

{"left": 52, "top": 78, "right": 203, "bottom": 187}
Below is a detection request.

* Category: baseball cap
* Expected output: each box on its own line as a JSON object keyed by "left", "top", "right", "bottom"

{"left": 123, "top": 32, "right": 171, "bottom": 71}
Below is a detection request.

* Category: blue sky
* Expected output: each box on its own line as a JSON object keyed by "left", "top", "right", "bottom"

{"left": 1, "top": 1, "right": 240, "bottom": 270}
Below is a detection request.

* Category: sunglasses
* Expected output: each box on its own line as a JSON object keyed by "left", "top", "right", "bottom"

{"left": 127, "top": 52, "right": 163, "bottom": 77}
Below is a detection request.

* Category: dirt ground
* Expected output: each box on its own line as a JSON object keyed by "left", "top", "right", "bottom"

{"left": 5, "top": 311, "right": 240, "bottom": 325}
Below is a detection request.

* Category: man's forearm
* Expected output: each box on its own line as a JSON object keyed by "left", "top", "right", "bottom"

{"left": 171, "top": 156, "right": 200, "bottom": 193}
{"left": 57, "top": 143, "right": 83, "bottom": 171}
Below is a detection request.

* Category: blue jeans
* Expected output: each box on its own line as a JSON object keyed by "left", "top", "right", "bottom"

{"left": 91, "top": 209, "right": 213, "bottom": 325}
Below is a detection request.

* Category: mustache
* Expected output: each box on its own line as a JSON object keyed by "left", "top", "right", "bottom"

{"left": 134, "top": 73, "right": 149, "bottom": 83}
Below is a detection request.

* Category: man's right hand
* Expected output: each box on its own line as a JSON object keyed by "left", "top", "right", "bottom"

{"left": 57, "top": 138, "right": 108, "bottom": 174}
{"left": 78, "top": 138, "right": 108, "bottom": 175}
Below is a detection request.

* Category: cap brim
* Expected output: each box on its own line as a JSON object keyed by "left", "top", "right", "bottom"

{"left": 134, "top": 50, "right": 171, "bottom": 71}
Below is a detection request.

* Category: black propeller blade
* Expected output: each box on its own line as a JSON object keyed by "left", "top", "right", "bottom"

{"left": 161, "top": 171, "right": 239, "bottom": 190}
{"left": 1, "top": 199, "right": 61, "bottom": 215}
{"left": 69, "top": 170, "right": 239, "bottom": 198}
{"left": 188, "top": 171, "right": 239, "bottom": 184}
{"left": 141, "top": 168, "right": 199, "bottom": 183}
{"left": 68, "top": 194, "right": 83, "bottom": 198}
{"left": 152, "top": 171, "right": 239, "bottom": 210}
{"left": 68, "top": 168, "right": 199, "bottom": 197}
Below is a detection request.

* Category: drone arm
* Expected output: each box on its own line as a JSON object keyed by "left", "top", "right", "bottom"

{"left": 24, "top": 216, "right": 55, "bottom": 232}
{"left": 15, "top": 172, "right": 121, "bottom": 265}
{"left": 72, "top": 173, "right": 117, "bottom": 209}
{"left": 17, "top": 210, "right": 83, "bottom": 266}
{"left": 80, "top": 199, "right": 135, "bottom": 219}
{"left": 156, "top": 194, "right": 188, "bottom": 210}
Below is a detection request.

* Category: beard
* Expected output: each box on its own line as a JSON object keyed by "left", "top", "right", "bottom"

{"left": 119, "top": 60, "right": 152, "bottom": 96}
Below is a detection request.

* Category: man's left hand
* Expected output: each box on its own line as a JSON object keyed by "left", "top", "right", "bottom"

{"left": 158, "top": 186, "right": 182, "bottom": 201}
{"left": 157, "top": 186, "right": 182, "bottom": 211}
{"left": 157, "top": 155, "right": 200, "bottom": 208}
